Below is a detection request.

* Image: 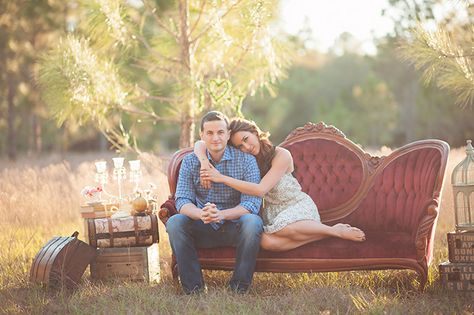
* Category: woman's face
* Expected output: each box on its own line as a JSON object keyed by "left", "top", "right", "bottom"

{"left": 230, "top": 131, "right": 260, "bottom": 156}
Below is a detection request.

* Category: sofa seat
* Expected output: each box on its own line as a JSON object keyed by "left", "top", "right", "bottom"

{"left": 195, "top": 231, "right": 417, "bottom": 261}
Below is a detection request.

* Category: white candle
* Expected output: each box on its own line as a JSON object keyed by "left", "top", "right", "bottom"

{"left": 112, "top": 157, "right": 124, "bottom": 168}
{"left": 129, "top": 160, "right": 141, "bottom": 171}
{"left": 95, "top": 161, "right": 107, "bottom": 173}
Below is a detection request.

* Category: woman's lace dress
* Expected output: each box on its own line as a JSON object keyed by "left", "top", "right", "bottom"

{"left": 262, "top": 173, "right": 320, "bottom": 234}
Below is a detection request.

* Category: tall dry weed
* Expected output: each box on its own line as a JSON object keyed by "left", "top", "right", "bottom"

{"left": 0, "top": 153, "right": 169, "bottom": 228}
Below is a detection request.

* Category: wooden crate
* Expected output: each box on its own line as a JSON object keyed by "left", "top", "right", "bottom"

{"left": 90, "top": 244, "right": 160, "bottom": 283}
{"left": 447, "top": 231, "right": 474, "bottom": 263}
{"left": 439, "top": 261, "right": 474, "bottom": 297}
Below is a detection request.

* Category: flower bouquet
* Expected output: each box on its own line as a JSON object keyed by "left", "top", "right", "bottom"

{"left": 80, "top": 186, "right": 103, "bottom": 204}
{"left": 80, "top": 186, "right": 118, "bottom": 218}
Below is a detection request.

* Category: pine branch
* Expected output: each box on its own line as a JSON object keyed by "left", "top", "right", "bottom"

{"left": 135, "top": 35, "right": 181, "bottom": 64}
{"left": 190, "top": 0, "right": 244, "bottom": 44}
{"left": 118, "top": 103, "right": 179, "bottom": 123}
{"left": 143, "top": 0, "right": 179, "bottom": 42}
{"left": 190, "top": 0, "right": 207, "bottom": 35}
{"left": 399, "top": 26, "right": 474, "bottom": 108}
{"left": 131, "top": 59, "right": 175, "bottom": 76}
{"left": 228, "top": 43, "right": 252, "bottom": 74}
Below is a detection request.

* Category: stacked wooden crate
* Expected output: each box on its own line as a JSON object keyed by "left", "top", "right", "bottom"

{"left": 439, "top": 231, "right": 474, "bottom": 297}
{"left": 81, "top": 204, "right": 160, "bottom": 283}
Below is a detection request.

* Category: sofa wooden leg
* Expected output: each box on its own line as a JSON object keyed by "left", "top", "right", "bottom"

{"left": 417, "top": 266, "right": 428, "bottom": 292}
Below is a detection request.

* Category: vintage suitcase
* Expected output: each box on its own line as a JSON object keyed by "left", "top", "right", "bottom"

{"left": 87, "top": 214, "right": 159, "bottom": 248}
{"left": 30, "top": 231, "right": 96, "bottom": 289}
{"left": 90, "top": 243, "right": 160, "bottom": 283}
{"left": 447, "top": 231, "right": 474, "bottom": 263}
{"left": 439, "top": 261, "right": 474, "bottom": 297}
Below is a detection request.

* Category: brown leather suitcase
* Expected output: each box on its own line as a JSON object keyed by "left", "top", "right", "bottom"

{"left": 30, "top": 231, "right": 96, "bottom": 289}
{"left": 87, "top": 214, "right": 159, "bottom": 248}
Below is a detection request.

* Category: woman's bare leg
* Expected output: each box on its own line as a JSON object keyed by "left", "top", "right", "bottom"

{"left": 261, "top": 220, "right": 365, "bottom": 251}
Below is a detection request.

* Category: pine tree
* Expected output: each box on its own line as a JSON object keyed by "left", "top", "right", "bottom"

{"left": 38, "top": 0, "right": 291, "bottom": 150}
{"left": 399, "top": 1, "right": 474, "bottom": 109}
{"left": 0, "top": 1, "right": 68, "bottom": 159}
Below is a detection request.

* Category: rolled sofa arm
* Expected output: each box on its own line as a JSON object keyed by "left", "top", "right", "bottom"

{"left": 414, "top": 201, "right": 439, "bottom": 263}
{"left": 159, "top": 198, "right": 178, "bottom": 225}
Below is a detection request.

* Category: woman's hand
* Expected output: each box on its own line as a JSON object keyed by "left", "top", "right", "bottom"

{"left": 200, "top": 159, "right": 212, "bottom": 189}
{"left": 200, "top": 164, "right": 225, "bottom": 183}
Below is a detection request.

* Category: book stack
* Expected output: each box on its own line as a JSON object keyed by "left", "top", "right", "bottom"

{"left": 439, "top": 231, "right": 474, "bottom": 297}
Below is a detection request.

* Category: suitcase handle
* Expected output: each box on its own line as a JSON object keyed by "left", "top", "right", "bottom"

{"left": 71, "top": 231, "right": 79, "bottom": 238}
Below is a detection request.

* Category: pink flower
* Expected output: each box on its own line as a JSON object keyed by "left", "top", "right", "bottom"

{"left": 81, "top": 185, "right": 102, "bottom": 199}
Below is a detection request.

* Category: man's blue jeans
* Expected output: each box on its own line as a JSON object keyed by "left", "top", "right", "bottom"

{"left": 166, "top": 213, "right": 263, "bottom": 294}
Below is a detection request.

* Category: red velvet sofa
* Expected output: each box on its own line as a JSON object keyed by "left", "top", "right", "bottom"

{"left": 159, "top": 122, "right": 449, "bottom": 290}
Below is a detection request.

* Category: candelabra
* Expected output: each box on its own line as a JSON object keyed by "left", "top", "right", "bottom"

{"left": 93, "top": 157, "right": 142, "bottom": 203}
{"left": 94, "top": 161, "right": 108, "bottom": 201}
{"left": 129, "top": 160, "right": 142, "bottom": 193}
{"left": 112, "top": 157, "right": 127, "bottom": 201}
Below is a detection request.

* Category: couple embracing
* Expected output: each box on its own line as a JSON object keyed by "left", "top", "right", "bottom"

{"left": 166, "top": 111, "right": 365, "bottom": 294}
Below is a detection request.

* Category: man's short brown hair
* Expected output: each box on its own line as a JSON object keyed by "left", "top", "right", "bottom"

{"left": 200, "top": 111, "right": 230, "bottom": 131}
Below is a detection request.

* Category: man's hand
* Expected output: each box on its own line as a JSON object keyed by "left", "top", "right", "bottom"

{"left": 200, "top": 202, "right": 223, "bottom": 224}
{"left": 200, "top": 159, "right": 212, "bottom": 189}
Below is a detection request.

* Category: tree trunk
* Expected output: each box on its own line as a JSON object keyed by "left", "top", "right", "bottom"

{"left": 32, "top": 113, "right": 42, "bottom": 154}
{"left": 401, "top": 79, "right": 418, "bottom": 143}
{"left": 99, "top": 132, "right": 108, "bottom": 152}
{"left": 7, "top": 79, "right": 16, "bottom": 161}
{"left": 179, "top": 113, "right": 194, "bottom": 148}
{"left": 60, "top": 123, "right": 68, "bottom": 155}
{"left": 178, "top": 0, "right": 195, "bottom": 148}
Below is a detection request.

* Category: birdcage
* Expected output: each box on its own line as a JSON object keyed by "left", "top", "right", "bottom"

{"left": 452, "top": 140, "right": 474, "bottom": 231}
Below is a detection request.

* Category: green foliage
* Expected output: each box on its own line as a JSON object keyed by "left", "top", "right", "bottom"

{"left": 38, "top": 0, "right": 292, "bottom": 149}
{"left": 399, "top": 25, "right": 474, "bottom": 109}
{"left": 0, "top": 0, "right": 69, "bottom": 157}
{"left": 244, "top": 53, "right": 398, "bottom": 147}
{"left": 39, "top": 36, "right": 130, "bottom": 126}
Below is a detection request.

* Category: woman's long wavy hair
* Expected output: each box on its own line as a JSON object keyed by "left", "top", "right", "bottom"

{"left": 229, "top": 118, "right": 276, "bottom": 177}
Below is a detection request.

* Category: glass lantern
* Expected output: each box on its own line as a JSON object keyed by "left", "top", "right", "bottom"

{"left": 452, "top": 140, "right": 474, "bottom": 231}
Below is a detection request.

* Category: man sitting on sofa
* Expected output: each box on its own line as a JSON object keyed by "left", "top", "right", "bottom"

{"left": 166, "top": 111, "right": 263, "bottom": 294}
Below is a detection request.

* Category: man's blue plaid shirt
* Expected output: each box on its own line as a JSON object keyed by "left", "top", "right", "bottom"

{"left": 175, "top": 145, "right": 262, "bottom": 230}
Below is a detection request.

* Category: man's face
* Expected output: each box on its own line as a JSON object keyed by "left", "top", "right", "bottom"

{"left": 200, "top": 120, "right": 230, "bottom": 153}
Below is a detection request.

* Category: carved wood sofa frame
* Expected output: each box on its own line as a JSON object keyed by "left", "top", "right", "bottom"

{"left": 159, "top": 122, "right": 450, "bottom": 291}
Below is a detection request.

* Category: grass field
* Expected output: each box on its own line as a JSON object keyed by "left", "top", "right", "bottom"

{"left": 0, "top": 149, "right": 473, "bottom": 314}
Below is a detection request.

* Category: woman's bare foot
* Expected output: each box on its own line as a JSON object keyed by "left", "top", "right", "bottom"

{"left": 333, "top": 224, "right": 366, "bottom": 241}
{"left": 333, "top": 223, "right": 351, "bottom": 229}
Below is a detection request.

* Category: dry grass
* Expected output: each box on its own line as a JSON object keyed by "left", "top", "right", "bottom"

{"left": 0, "top": 149, "right": 473, "bottom": 314}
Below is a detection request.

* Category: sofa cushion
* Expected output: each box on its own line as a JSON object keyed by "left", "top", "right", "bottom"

{"left": 196, "top": 231, "right": 417, "bottom": 260}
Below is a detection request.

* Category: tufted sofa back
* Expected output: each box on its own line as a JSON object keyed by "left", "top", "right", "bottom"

{"left": 286, "top": 138, "right": 364, "bottom": 212}
{"left": 343, "top": 147, "right": 444, "bottom": 235}
{"left": 280, "top": 122, "right": 449, "bottom": 228}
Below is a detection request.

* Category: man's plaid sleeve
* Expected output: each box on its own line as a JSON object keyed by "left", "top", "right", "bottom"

{"left": 175, "top": 156, "right": 196, "bottom": 211}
